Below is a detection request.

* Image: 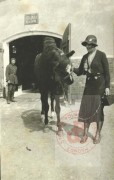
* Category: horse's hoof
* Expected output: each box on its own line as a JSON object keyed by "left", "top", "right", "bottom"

{"left": 57, "top": 124, "right": 63, "bottom": 136}
{"left": 50, "top": 111, "right": 55, "bottom": 118}
{"left": 57, "top": 130, "right": 63, "bottom": 136}
{"left": 41, "top": 114, "right": 45, "bottom": 119}
{"left": 57, "top": 122, "right": 62, "bottom": 127}
{"left": 64, "top": 101, "right": 68, "bottom": 106}
{"left": 43, "top": 125, "right": 50, "bottom": 133}
{"left": 41, "top": 114, "right": 45, "bottom": 123}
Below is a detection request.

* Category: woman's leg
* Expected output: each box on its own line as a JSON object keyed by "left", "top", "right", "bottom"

{"left": 93, "top": 106, "right": 104, "bottom": 144}
{"left": 80, "top": 122, "right": 90, "bottom": 143}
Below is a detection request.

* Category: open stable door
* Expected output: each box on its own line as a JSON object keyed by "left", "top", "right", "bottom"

{"left": 61, "top": 23, "right": 71, "bottom": 54}
{"left": 61, "top": 23, "right": 72, "bottom": 104}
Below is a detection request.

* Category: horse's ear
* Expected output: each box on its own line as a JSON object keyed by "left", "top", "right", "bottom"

{"left": 66, "top": 50, "right": 75, "bottom": 58}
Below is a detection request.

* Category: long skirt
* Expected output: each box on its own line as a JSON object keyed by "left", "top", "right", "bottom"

{"left": 78, "top": 75, "right": 105, "bottom": 123}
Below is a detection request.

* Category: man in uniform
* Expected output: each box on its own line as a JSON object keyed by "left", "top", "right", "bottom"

{"left": 5, "top": 58, "right": 18, "bottom": 104}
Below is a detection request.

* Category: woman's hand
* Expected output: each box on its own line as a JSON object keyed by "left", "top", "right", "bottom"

{"left": 66, "top": 64, "right": 72, "bottom": 74}
{"left": 105, "top": 88, "right": 110, "bottom": 96}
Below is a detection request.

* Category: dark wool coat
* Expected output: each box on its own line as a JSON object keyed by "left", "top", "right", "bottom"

{"left": 6, "top": 64, "right": 18, "bottom": 84}
{"left": 74, "top": 50, "right": 110, "bottom": 123}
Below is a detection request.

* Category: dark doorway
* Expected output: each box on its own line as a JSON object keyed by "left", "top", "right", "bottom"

{"left": 9, "top": 35, "right": 61, "bottom": 90}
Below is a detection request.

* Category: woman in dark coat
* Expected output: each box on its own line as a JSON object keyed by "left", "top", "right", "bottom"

{"left": 73, "top": 35, "right": 110, "bottom": 144}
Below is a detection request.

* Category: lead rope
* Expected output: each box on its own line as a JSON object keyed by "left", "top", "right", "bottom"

{"left": 63, "top": 96, "right": 102, "bottom": 121}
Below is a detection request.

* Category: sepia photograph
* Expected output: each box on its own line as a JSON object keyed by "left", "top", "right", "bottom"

{"left": 0, "top": 0, "right": 114, "bottom": 179}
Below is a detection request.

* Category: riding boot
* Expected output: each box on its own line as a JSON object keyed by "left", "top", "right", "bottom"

{"left": 7, "top": 91, "right": 11, "bottom": 104}
{"left": 7, "top": 98, "right": 10, "bottom": 104}
{"left": 10, "top": 90, "right": 16, "bottom": 102}
{"left": 80, "top": 122, "right": 90, "bottom": 143}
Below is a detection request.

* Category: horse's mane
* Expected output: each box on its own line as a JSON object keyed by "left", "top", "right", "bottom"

{"left": 41, "top": 37, "right": 61, "bottom": 65}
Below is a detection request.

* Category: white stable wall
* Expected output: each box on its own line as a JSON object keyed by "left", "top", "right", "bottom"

{"left": 0, "top": 0, "right": 113, "bottom": 57}
{"left": 0, "top": 0, "right": 114, "bottom": 96}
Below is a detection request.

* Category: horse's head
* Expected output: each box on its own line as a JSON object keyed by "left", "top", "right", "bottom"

{"left": 54, "top": 52, "right": 74, "bottom": 85}
{"left": 43, "top": 36, "right": 75, "bottom": 85}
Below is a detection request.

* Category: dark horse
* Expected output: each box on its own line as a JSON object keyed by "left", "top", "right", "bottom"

{"left": 34, "top": 37, "right": 75, "bottom": 134}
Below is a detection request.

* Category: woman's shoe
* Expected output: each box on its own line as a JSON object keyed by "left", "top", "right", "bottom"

{"left": 80, "top": 135, "right": 88, "bottom": 144}
{"left": 93, "top": 134, "right": 101, "bottom": 144}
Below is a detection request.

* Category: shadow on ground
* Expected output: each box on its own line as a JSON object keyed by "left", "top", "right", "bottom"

{"left": 21, "top": 109, "right": 44, "bottom": 132}
{"left": 61, "top": 122, "right": 94, "bottom": 140}
{"left": 21, "top": 109, "right": 57, "bottom": 133}
{"left": 21, "top": 109, "right": 94, "bottom": 140}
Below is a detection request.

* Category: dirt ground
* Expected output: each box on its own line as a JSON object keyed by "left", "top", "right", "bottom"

{"left": 1, "top": 92, "right": 114, "bottom": 180}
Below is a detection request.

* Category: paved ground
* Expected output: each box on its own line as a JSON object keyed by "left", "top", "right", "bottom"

{"left": 1, "top": 92, "right": 114, "bottom": 180}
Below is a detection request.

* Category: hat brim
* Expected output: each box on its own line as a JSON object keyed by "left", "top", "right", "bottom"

{"left": 81, "top": 41, "right": 98, "bottom": 47}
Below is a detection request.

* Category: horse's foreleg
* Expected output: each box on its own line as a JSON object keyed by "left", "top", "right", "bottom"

{"left": 55, "top": 95, "right": 63, "bottom": 133}
{"left": 41, "top": 103, "right": 45, "bottom": 115}
{"left": 41, "top": 97, "right": 45, "bottom": 121}
{"left": 50, "top": 92, "right": 55, "bottom": 117}
{"left": 41, "top": 92, "right": 49, "bottom": 125}
{"left": 40, "top": 93, "right": 45, "bottom": 121}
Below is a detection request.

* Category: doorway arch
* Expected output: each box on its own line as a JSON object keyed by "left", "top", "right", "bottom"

{"left": 2, "top": 31, "right": 62, "bottom": 90}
